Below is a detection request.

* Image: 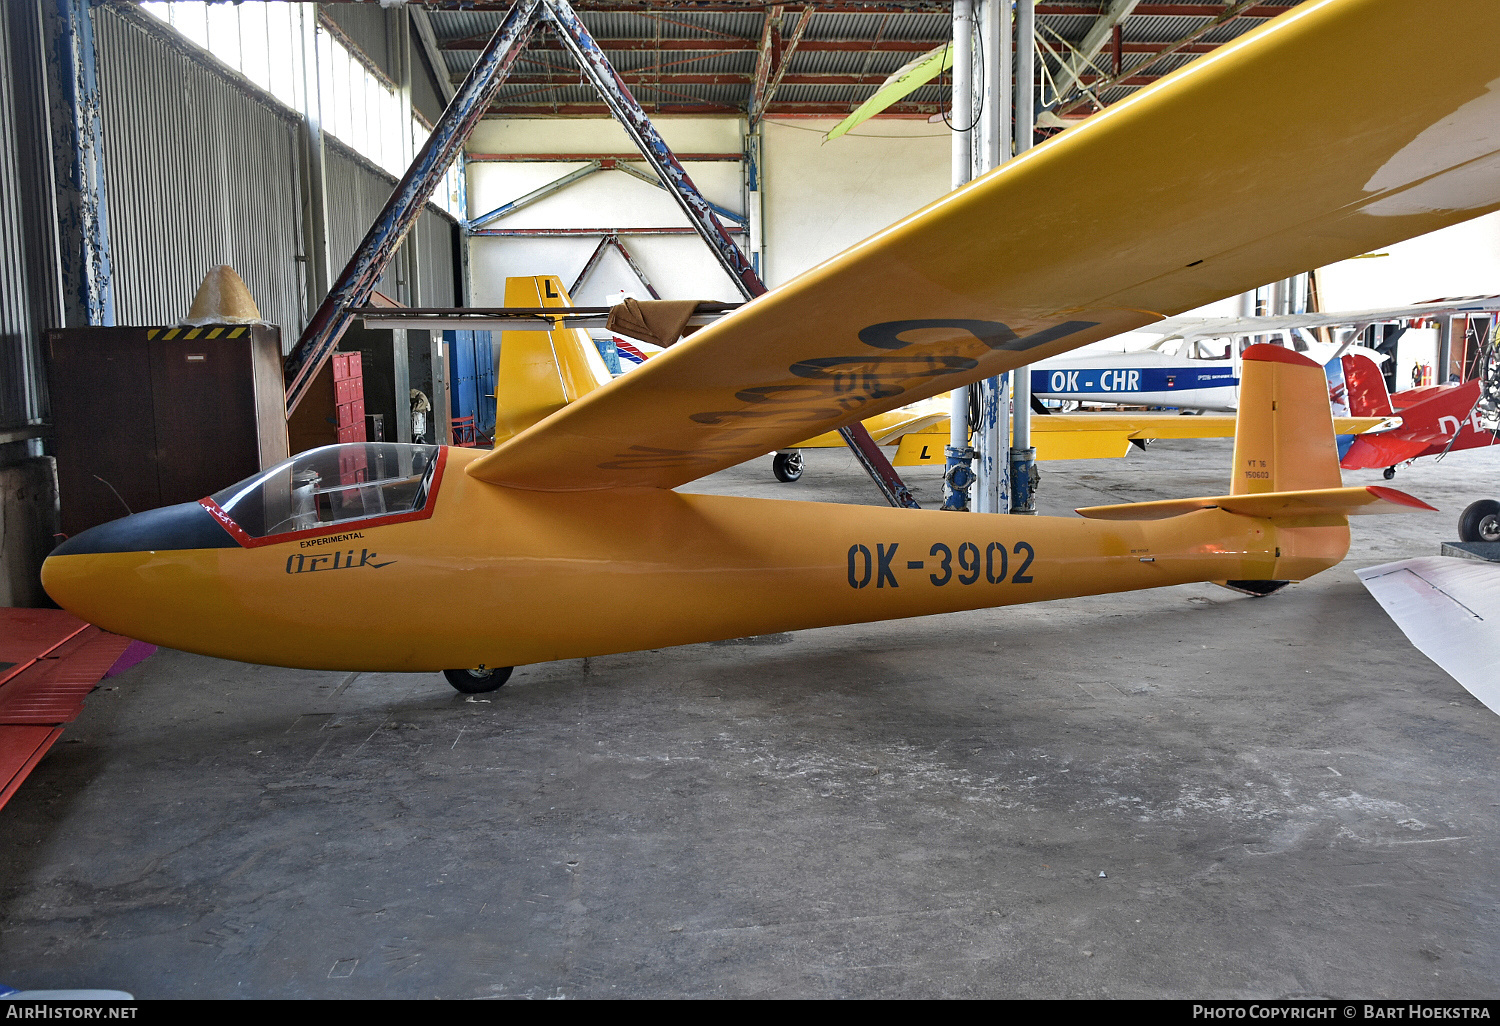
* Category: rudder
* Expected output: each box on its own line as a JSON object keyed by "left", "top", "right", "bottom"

{"left": 1341, "top": 352, "right": 1395, "bottom": 417}
{"left": 494, "top": 276, "right": 614, "bottom": 444}
{"left": 1232, "top": 344, "right": 1343, "bottom": 495}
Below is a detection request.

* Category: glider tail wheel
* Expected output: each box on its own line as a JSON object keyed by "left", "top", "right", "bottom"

{"left": 772, "top": 451, "right": 805, "bottom": 483}
{"left": 1458, "top": 499, "right": 1500, "bottom": 543}
{"left": 443, "top": 666, "right": 514, "bottom": 694}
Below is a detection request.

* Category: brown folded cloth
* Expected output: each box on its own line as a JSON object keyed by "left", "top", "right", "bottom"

{"left": 605, "top": 298, "right": 703, "bottom": 348}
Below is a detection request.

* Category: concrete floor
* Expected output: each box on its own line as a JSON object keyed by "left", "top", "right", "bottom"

{"left": 3, "top": 438, "right": 1499, "bottom": 998}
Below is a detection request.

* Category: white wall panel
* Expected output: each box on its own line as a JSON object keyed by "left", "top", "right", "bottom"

{"left": 466, "top": 118, "right": 748, "bottom": 305}
{"left": 761, "top": 119, "right": 949, "bottom": 288}
{"left": 466, "top": 116, "right": 954, "bottom": 303}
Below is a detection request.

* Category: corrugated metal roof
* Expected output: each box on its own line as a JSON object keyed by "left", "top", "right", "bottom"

{"left": 428, "top": 1, "right": 1314, "bottom": 120}
{"left": 609, "top": 51, "right": 753, "bottom": 75}
{"left": 794, "top": 50, "right": 918, "bottom": 76}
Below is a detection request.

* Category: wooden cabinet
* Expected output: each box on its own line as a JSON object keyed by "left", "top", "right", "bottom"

{"left": 46, "top": 324, "right": 289, "bottom": 537}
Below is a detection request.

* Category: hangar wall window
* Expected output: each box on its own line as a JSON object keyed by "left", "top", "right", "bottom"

{"left": 139, "top": 2, "right": 463, "bottom": 219}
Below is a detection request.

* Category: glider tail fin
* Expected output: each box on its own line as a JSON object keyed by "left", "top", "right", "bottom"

{"left": 1231, "top": 344, "right": 1345, "bottom": 496}
{"left": 1080, "top": 344, "right": 1397, "bottom": 591}
{"left": 493, "top": 276, "right": 614, "bottom": 445}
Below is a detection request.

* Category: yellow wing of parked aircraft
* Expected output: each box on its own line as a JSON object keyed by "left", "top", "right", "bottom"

{"left": 891, "top": 413, "right": 1392, "bottom": 465}
{"left": 40, "top": 0, "right": 1500, "bottom": 691}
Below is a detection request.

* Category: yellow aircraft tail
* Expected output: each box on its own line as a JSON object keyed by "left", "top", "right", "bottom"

{"left": 1075, "top": 345, "right": 1434, "bottom": 591}
{"left": 493, "top": 276, "right": 614, "bottom": 445}
{"left": 1229, "top": 343, "right": 1344, "bottom": 495}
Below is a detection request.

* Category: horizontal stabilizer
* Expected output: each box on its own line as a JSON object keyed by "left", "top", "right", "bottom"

{"left": 1357, "top": 557, "right": 1500, "bottom": 717}
{"left": 1076, "top": 485, "right": 1436, "bottom": 521}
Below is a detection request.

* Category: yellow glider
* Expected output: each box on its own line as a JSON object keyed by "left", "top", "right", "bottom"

{"left": 40, "top": 0, "right": 1497, "bottom": 691}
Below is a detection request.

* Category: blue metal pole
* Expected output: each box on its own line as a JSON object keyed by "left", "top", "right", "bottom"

{"left": 48, "top": 0, "right": 114, "bottom": 327}
{"left": 285, "top": 0, "right": 543, "bottom": 415}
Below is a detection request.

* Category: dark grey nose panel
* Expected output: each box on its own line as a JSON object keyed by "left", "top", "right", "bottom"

{"left": 51, "top": 502, "right": 240, "bottom": 556}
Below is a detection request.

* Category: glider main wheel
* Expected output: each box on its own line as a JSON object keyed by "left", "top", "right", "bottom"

{"left": 1383, "top": 466, "right": 1397, "bottom": 480}
{"left": 773, "top": 451, "right": 805, "bottom": 483}
{"left": 1458, "top": 499, "right": 1500, "bottom": 543}
{"left": 443, "top": 666, "right": 514, "bottom": 694}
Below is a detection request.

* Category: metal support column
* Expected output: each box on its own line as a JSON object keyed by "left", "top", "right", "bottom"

{"left": 541, "top": 0, "right": 918, "bottom": 509}
{"left": 974, "top": 0, "right": 1011, "bottom": 515}
{"left": 745, "top": 120, "right": 766, "bottom": 280}
{"left": 1009, "top": 0, "right": 1038, "bottom": 514}
{"left": 1438, "top": 316, "right": 1454, "bottom": 384}
{"left": 44, "top": 0, "right": 113, "bottom": 327}
{"left": 943, "top": 0, "right": 976, "bottom": 512}
{"left": 285, "top": 0, "right": 543, "bottom": 414}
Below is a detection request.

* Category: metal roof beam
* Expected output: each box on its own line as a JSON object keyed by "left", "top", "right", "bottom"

{"left": 443, "top": 36, "right": 949, "bottom": 52}
{"left": 1055, "top": 0, "right": 1264, "bottom": 114}
{"left": 356, "top": 2, "right": 950, "bottom": 12}
{"left": 484, "top": 102, "right": 945, "bottom": 116}
{"left": 410, "top": 6, "right": 457, "bottom": 103}
{"left": 320, "top": 1, "right": 1292, "bottom": 12}
{"left": 490, "top": 70, "right": 941, "bottom": 86}
{"left": 749, "top": 5, "right": 784, "bottom": 120}
{"left": 1038, "top": 3, "right": 1293, "bottom": 13}
{"left": 468, "top": 151, "right": 743, "bottom": 161}
{"left": 445, "top": 36, "right": 1216, "bottom": 54}
{"left": 1051, "top": 0, "right": 1139, "bottom": 101}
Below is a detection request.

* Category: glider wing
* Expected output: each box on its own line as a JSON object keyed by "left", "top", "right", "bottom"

{"left": 465, "top": 0, "right": 1500, "bottom": 494}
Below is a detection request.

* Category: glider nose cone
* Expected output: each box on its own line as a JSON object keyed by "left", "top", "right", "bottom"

{"left": 42, "top": 501, "right": 239, "bottom": 627}
{"left": 49, "top": 500, "right": 238, "bottom": 559}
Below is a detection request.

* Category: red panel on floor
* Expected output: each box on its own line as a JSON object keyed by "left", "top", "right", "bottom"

{"left": 0, "top": 608, "right": 139, "bottom": 812}
{"left": 0, "top": 628, "right": 133, "bottom": 726}
{"left": 0, "top": 725, "right": 64, "bottom": 810}
{"left": 0, "top": 608, "right": 94, "bottom": 691}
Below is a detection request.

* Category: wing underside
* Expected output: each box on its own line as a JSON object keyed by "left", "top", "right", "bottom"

{"left": 465, "top": 0, "right": 1500, "bottom": 494}
{"left": 1358, "top": 557, "right": 1500, "bottom": 717}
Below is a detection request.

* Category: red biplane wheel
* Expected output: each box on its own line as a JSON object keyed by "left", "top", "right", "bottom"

{"left": 443, "top": 666, "right": 513, "bottom": 693}
{"left": 1382, "top": 466, "right": 1397, "bottom": 480}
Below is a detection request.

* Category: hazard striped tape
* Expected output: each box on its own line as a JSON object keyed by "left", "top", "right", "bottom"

{"left": 146, "top": 326, "right": 250, "bottom": 340}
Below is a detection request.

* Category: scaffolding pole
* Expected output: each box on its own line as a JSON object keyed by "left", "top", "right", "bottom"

{"left": 1009, "top": 0, "right": 1038, "bottom": 514}
{"left": 973, "top": 0, "right": 1012, "bottom": 515}
{"left": 943, "top": 0, "right": 976, "bottom": 512}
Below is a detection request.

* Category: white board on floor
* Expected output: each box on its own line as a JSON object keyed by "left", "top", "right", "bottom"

{"left": 1357, "top": 556, "right": 1500, "bottom": 715}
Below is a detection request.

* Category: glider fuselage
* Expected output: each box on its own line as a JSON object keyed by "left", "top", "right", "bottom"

{"left": 40, "top": 446, "right": 1347, "bottom": 672}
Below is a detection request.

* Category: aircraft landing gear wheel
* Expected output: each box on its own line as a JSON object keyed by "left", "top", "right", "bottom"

{"left": 443, "top": 666, "right": 513, "bottom": 694}
{"left": 773, "top": 451, "right": 804, "bottom": 483}
{"left": 1459, "top": 499, "right": 1500, "bottom": 543}
{"left": 1383, "top": 466, "right": 1397, "bottom": 480}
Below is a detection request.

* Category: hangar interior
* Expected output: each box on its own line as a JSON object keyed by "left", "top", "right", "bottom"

{"left": 2, "top": 0, "right": 1500, "bottom": 1000}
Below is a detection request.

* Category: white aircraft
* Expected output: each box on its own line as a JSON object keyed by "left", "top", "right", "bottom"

{"left": 1029, "top": 297, "right": 1500, "bottom": 412}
